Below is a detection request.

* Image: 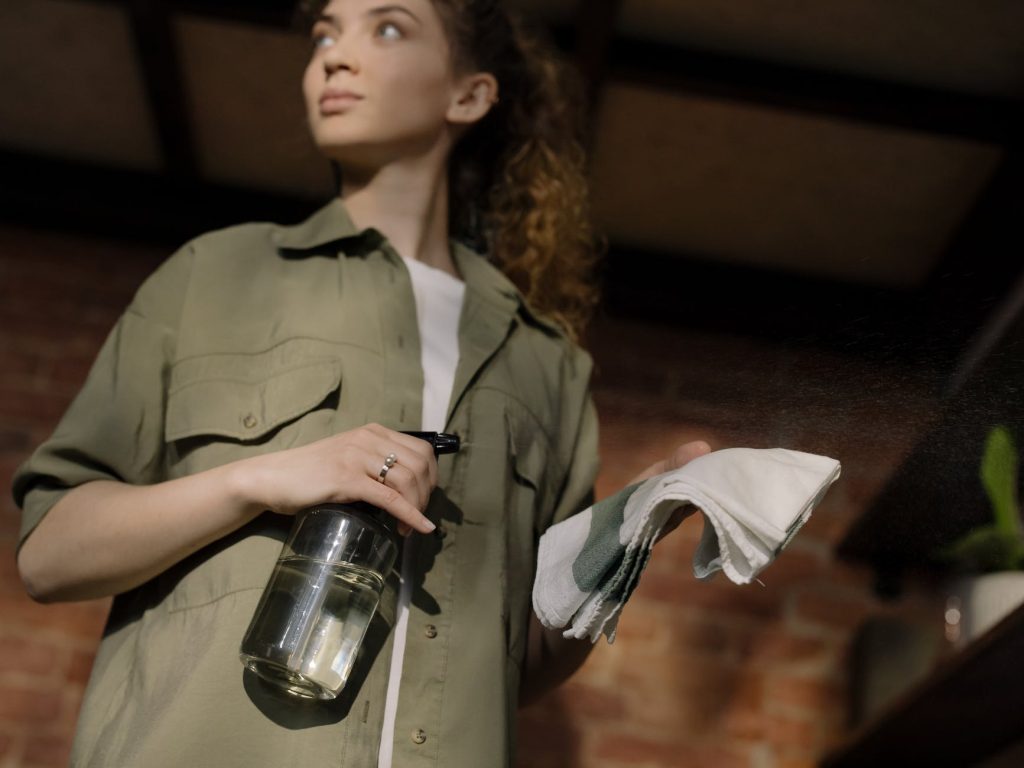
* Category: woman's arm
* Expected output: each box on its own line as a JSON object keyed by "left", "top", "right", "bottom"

{"left": 520, "top": 611, "right": 594, "bottom": 707}
{"left": 518, "top": 439, "right": 711, "bottom": 705}
{"left": 17, "top": 424, "right": 438, "bottom": 603}
{"left": 18, "top": 468, "right": 259, "bottom": 604}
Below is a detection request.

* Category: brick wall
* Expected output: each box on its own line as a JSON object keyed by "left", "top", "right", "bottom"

{"left": 0, "top": 223, "right": 944, "bottom": 767}
{"left": 0, "top": 226, "right": 166, "bottom": 767}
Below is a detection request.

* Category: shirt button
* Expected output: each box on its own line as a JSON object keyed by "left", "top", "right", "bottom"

{"left": 242, "top": 413, "right": 258, "bottom": 429}
{"left": 424, "top": 624, "right": 437, "bottom": 639}
{"left": 411, "top": 728, "right": 427, "bottom": 745}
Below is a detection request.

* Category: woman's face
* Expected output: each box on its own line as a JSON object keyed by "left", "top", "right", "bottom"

{"left": 303, "top": 0, "right": 464, "bottom": 170}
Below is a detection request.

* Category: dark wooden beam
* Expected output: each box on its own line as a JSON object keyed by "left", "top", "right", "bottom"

{"left": 166, "top": 0, "right": 297, "bottom": 29}
{"left": 0, "top": 149, "right": 315, "bottom": 247}
{"left": 920, "top": 150, "right": 1024, "bottom": 395}
{"left": 0, "top": 147, "right": 953, "bottom": 367}
{"left": 126, "top": 0, "right": 199, "bottom": 179}
{"left": 572, "top": 0, "right": 624, "bottom": 129}
{"left": 600, "top": 36, "right": 1023, "bottom": 147}
{"left": 599, "top": 244, "right": 958, "bottom": 370}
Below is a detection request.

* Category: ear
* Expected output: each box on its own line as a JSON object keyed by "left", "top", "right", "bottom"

{"left": 447, "top": 71, "right": 499, "bottom": 126}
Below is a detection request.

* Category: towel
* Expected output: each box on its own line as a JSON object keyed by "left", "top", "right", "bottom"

{"left": 532, "top": 447, "right": 841, "bottom": 643}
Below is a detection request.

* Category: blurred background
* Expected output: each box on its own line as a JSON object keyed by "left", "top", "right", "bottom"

{"left": 1, "top": 0, "right": 1023, "bottom": 766}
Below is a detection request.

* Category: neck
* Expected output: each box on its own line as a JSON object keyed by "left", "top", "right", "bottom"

{"left": 339, "top": 146, "right": 459, "bottom": 278}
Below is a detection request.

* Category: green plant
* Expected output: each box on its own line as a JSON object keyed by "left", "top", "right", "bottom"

{"left": 940, "top": 425, "right": 1024, "bottom": 573}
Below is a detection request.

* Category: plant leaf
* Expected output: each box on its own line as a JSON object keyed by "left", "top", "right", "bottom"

{"left": 938, "top": 524, "right": 1024, "bottom": 573}
{"left": 980, "top": 425, "right": 1021, "bottom": 536}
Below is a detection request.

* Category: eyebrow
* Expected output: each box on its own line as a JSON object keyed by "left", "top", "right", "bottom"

{"left": 316, "top": 5, "right": 423, "bottom": 27}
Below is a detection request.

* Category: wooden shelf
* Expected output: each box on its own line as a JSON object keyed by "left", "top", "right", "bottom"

{"left": 822, "top": 601, "right": 1024, "bottom": 767}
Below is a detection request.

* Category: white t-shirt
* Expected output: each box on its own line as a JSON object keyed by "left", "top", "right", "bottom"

{"left": 402, "top": 256, "right": 465, "bottom": 432}
{"left": 377, "top": 255, "right": 465, "bottom": 767}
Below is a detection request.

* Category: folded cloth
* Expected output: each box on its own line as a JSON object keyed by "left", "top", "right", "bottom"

{"left": 532, "top": 447, "right": 841, "bottom": 643}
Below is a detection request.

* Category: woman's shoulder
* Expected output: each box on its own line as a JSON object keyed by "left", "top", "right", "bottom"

{"left": 126, "top": 215, "right": 323, "bottom": 339}
{"left": 186, "top": 219, "right": 281, "bottom": 260}
{"left": 135, "top": 220, "right": 281, "bottom": 294}
{"left": 158, "top": 213, "right": 333, "bottom": 293}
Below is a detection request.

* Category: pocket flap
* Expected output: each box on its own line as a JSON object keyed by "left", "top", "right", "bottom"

{"left": 166, "top": 354, "right": 340, "bottom": 442}
{"left": 504, "top": 403, "right": 554, "bottom": 496}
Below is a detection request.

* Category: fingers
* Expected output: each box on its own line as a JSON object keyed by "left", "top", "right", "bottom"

{"left": 362, "top": 424, "right": 438, "bottom": 492}
{"left": 668, "top": 440, "right": 712, "bottom": 471}
{"left": 374, "top": 461, "right": 426, "bottom": 510}
{"left": 356, "top": 474, "right": 436, "bottom": 534}
{"left": 631, "top": 459, "right": 669, "bottom": 484}
{"left": 626, "top": 440, "right": 713, "bottom": 486}
{"left": 353, "top": 424, "right": 440, "bottom": 536}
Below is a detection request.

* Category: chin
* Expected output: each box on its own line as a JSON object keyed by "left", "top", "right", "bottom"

{"left": 314, "top": 130, "right": 438, "bottom": 170}
{"left": 314, "top": 139, "right": 390, "bottom": 172}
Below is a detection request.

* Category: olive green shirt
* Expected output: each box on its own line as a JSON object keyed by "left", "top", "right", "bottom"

{"left": 12, "top": 198, "right": 599, "bottom": 767}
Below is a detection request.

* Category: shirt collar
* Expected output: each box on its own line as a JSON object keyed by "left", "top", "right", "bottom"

{"left": 271, "top": 197, "right": 565, "bottom": 337}
{"left": 452, "top": 241, "right": 566, "bottom": 337}
{"left": 270, "top": 197, "right": 368, "bottom": 250}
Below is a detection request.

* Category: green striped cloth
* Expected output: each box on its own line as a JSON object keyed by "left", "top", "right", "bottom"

{"left": 533, "top": 447, "right": 841, "bottom": 643}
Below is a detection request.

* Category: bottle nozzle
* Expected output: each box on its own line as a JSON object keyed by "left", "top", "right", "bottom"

{"left": 401, "top": 431, "right": 461, "bottom": 455}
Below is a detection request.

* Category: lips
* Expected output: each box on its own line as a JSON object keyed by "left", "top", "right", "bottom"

{"left": 320, "top": 89, "right": 363, "bottom": 114}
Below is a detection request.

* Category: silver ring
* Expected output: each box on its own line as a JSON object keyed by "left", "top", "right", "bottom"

{"left": 378, "top": 452, "right": 398, "bottom": 483}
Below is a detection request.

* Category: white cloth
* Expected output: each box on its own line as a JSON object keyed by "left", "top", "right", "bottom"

{"left": 533, "top": 447, "right": 841, "bottom": 644}
{"left": 377, "top": 256, "right": 464, "bottom": 768}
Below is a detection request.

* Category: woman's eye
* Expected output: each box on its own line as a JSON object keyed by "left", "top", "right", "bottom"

{"left": 376, "top": 21, "right": 402, "bottom": 40}
{"left": 312, "top": 32, "right": 335, "bottom": 49}
{"left": 310, "top": 23, "right": 336, "bottom": 50}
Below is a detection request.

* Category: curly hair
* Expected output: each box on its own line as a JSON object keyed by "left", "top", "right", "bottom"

{"left": 296, "top": 0, "right": 603, "bottom": 341}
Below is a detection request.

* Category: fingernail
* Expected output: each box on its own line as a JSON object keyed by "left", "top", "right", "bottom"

{"left": 422, "top": 518, "right": 436, "bottom": 532}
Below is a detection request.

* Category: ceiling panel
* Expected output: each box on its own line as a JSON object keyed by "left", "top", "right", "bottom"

{"left": 621, "top": 0, "right": 1024, "bottom": 98}
{"left": 176, "top": 14, "right": 333, "bottom": 198}
{"left": 590, "top": 83, "right": 1003, "bottom": 286}
{"left": 0, "top": 0, "right": 161, "bottom": 169}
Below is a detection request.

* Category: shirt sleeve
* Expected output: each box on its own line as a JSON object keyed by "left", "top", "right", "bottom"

{"left": 538, "top": 344, "right": 600, "bottom": 535}
{"left": 10, "top": 243, "right": 195, "bottom": 553}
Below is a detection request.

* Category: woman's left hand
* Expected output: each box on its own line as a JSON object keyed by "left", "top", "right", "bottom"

{"left": 626, "top": 440, "right": 712, "bottom": 544}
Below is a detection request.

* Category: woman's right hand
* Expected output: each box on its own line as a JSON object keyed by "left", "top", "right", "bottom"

{"left": 234, "top": 423, "right": 438, "bottom": 535}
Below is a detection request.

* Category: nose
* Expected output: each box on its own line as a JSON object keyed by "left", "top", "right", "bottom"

{"left": 322, "top": 35, "right": 358, "bottom": 75}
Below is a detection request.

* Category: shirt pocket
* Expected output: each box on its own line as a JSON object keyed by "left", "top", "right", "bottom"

{"left": 164, "top": 339, "right": 342, "bottom": 474}
{"left": 167, "top": 347, "right": 340, "bottom": 442}
{"left": 504, "top": 398, "right": 555, "bottom": 525}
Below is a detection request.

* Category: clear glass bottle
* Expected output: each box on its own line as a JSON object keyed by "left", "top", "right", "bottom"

{"left": 239, "top": 431, "right": 459, "bottom": 700}
{"left": 240, "top": 502, "right": 398, "bottom": 699}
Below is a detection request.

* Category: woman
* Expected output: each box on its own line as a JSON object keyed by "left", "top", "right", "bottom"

{"left": 13, "top": 0, "right": 708, "bottom": 765}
